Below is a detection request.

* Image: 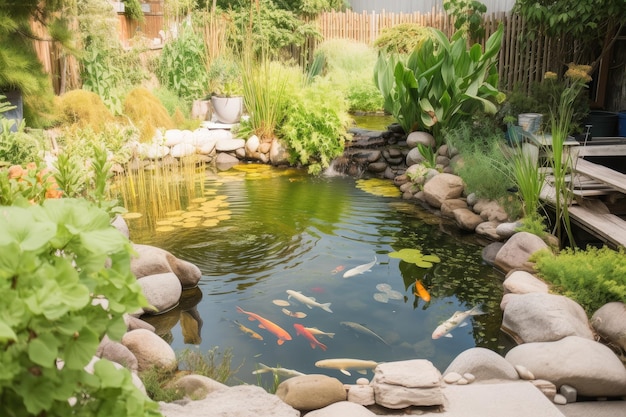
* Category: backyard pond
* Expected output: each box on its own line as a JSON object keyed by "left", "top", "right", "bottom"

{"left": 116, "top": 163, "right": 510, "bottom": 386}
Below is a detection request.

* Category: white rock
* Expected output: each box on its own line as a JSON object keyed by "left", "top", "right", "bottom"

{"left": 356, "top": 377, "right": 369, "bottom": 385}
{"left": 246, "top": 135, "right": 260, "bottom": 153}
{"left": 444, "top": 347, "right": 519, "bottom": 382}
{"left": 347, "top": 384, "right": 375, "bottom": 405}
{"left": 142, "top": 143, "right": 170, "bottom": 160}
{"left": 553, "top": 394, "right": 567, "bottom": 405}
{"left": 371, "top": 359, "right": 443, "bottom": 408}
{"left": 137, "top": 272, "right": 182, "bottom": 314}
{"left": 170, "top": 143, "right": 196, "bottom": 158}
{"left": 514, "top": 364, "right": 535, "bottom": 380}
{"left": 463, "top": 373, "right": 476, "bottom": 383}
{"left": 443, "top": 372, "right": 463, "bottom": 384}
{"left": 216, "top": 138, "right": 245, "bottom": 152}
{"left": 163, "top": 129, "right": 184, "bottom": 147}
{"left": 122, "top": 329, "right": 177, "bottom": 373}
{"left": 305, "top": 401, "right": 376, "bottom": 417}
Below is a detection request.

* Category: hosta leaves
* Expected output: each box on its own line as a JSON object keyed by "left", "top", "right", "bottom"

{"left": 388, "top": 248, "right": 441, "bottom": 268}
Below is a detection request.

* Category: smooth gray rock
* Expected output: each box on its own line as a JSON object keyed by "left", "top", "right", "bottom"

{"left": 494, "top": 232, "right": 548, "bottom": 273}
{"left": 590, "top": 302, "right": 626, "bottom": 352}
{"left": 159, "top": 385, "right": 299, "bottom": 417}
{"left": 131, "top": 244, "right": 201, "bottom": 289}
{"left": 444, "top": 347, "right": 519, "bottom": 382}
{"left": 505, "top": 336, "right": 626, "bottom": 397}
{"left": 269, "top": 138, "right": 290, "bottom": 165}
{"left": 406, "top": 131, "right": 435, "bottom": 149}
{"left": 96, "top": 335, "right": 138, "bottom": 371}
{"left": 405, "top": 147, "right": 425, "bottom": 166}
{"left": 475, "top": 221, "right": 502, "bottom": 240}
{"left": 167, "top": 374, "right": 228, "bottom": 400}
{"left": 501, "top": 293, "right": 594, "bottom": 343}
{"left": 137, "top": 272, "right": 182, "bottom": 314}
{"left": 305, "top": 401, "right": 376, "bottom": 417}
{"left": 496, "top": 221, "right": 521, "bottom": 239}
{"left": 121, "top": 328, "right": 177, "bottom": 372}
{"left": 503, "top": 270, "right": 549, "bottom": 294}
{"left": 275, "top": 374, "right": 346, "bottom": 411}
{"left": 371, "top": 359, "right": 443, "bottom": 408}
{"left": 482, "top": 242, "right": 504, "bottom": 266}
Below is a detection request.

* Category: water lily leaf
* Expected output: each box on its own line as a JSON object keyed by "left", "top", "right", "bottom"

{"left": 388, "top": 248, "right": 439, "bottom": 268}
{"left": 422, "top": 254, "right": 441, "bottom": 263}
{"left": 415, "top": 260, "right": 433, "bottom": 268}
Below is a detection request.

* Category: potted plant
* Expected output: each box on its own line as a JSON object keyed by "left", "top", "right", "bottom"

{"left": 207, "top": 56, "right": 244, "bottom": 124}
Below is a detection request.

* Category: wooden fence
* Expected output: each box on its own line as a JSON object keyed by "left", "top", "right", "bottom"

{"left": 33, "top": 9, "right": 598, "bottom": 98}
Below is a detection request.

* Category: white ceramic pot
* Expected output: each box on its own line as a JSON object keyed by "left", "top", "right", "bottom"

{"left": 211, "top": 96, "right": 243, "bottom": 124}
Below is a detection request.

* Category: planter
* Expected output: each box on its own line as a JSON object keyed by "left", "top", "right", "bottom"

{"left": 585, "top": 111, "right": 618, "bottom": 138}
{"left": 211, "top": 96, "right": 243, "bottom": 124}
{"left": 618, "top": 111, "right": 626, "bottom": 137}
{"left": 517, "top": 113, "right": 542, "bottom": 135}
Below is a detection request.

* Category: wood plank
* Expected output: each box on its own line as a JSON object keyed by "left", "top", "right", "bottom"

{"left": 568, "top": 205, "right": 626, "bottom": 248}
{"left": 577, "top": 144, "right": 626, "bottom": 157}
{"left": 574, "top": 158, "right": 626, "bottom": 194}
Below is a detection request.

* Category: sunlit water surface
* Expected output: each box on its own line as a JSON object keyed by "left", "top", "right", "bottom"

{"left": 119, "top": 164, "right": 509, "bottom": 386}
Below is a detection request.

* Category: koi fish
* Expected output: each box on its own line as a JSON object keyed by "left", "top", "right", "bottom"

{"left": 343, "top": 256, "right": 377, "bottom": 278}
{"left": 236, "top": 306, "right": 292, "bottom": 345}
{"left": 252, "top": 363, "right": 305, "bottom": 378}
{"left": 315, "top": 358, "right": 379, "bottom": 376}
{"left": 330, "top": 265, "right": 345, "bottom": 275}
{"left": 432, "top": 306, "right": 486, "bottom": 339}
{"left": 414, "top": 279, "right": 431, "bottom": 302}
{"left": 304, "top": 326, "right": 335, "bottom": 338}
{"left": 233, "top": 320, "right": 263, "bottom": 341}
{"left": 286, "top": 290, "right": 333, "bottom": 313}
{"left": 294, "top": 323, "right": 328, "bottom": 351}
{"left": 281, "top": 308, "right": 307, "bottom": 319}
{"left": 340, "top": 321, "right": 389, "bottom": 346}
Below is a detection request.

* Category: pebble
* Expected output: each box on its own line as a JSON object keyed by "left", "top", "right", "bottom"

{"left": 559, "top": 385, "right": 577, "bottom": 403}
{"left": 514, "top": 364, "right": 535, "bottom": 380}
{"left": 463, "top": 373, "right": 476, "bottom": 383}
{"left": 443, "top": 372, "right": 463, "bottom": 384}
{"left": 553, "top": 394, "right": 567, "bottom": 405}
{"left": 356, "top": 378, "right": 370, "bottom": 385}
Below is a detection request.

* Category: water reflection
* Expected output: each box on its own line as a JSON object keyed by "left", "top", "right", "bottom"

{"left": 121, "top": 165, "right": 508, "bottom": 385}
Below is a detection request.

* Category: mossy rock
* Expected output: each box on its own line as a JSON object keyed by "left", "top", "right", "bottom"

{"left": 56, "top": 89, "right": 114, "bottom": 131}
{"left": 123, "top": 87, "right": 175, "bottom": 143}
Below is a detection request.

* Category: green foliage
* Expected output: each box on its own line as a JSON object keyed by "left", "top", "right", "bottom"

{"left": 443, "top": 0, "right": 487, "bottom": 43}
{"left": 373, "top": 23, "right": 433, "bottom": 55}
{"left": 0, "top": 163, "right": 54, "bottom": 206}
{"left": 156, "top": 22, "right": 208, "bottom": 103}
{"left": 388, "top": 248, "right": 441, "bottom": 268}
{"left": 81, "top": 48, "right": 124, "bottom": 115}
{"left": 532, "top": 246, "right": 626, "bottom": 315}
{"left": 152, "top": 87, "right": 192, "bottom": 119}
{"left": 0, "top": 121, "right": 45, "bottom": 167}
{"left": 123, "top": 0, "right": 145, "bottom": 22}
{"left": 57, "top": 89, "right": 115, "bottom": 131}
{"left": 207, "top": 55, "right": 243, "bottom": 97}
{"left": 0, "top": 198, "right": 160, "bottom": 416}
{"left": 312, "top": 39, "right": 383, "bottom": 112}
{"left": 280, "top": 78, "right": 351, "bottom": 174}
{"left": 375, "top": 25, "right": 504, "bottom": 142}
{"left": 123, "top": 87, "right": 175, "bottom": 143}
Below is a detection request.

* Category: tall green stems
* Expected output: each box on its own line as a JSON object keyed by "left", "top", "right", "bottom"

{"left": 548, "top": 64, "right": 591, "bottom": 248}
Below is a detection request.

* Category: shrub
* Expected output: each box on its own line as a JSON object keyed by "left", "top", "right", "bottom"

{"left": 532, "top": 246, "right": 626, "bottom": 315}
{"left": 373, "top": 23, "right": 433, "bottom": 54}
{"left": 123, "top": 87, "right": 174, "bottom": 143}
{"left": 152, "top": 87, "right": 191, "bottom": 118}
{"left": 56, "top": 89, "right": 115, "bottom": 131}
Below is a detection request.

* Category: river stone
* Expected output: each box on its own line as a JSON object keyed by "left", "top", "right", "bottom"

{"left": 111, "top": 215, "right": 130, "bottom": 239}
{"left": 505, "top": 336, "right": 626, "bottom": 397}
{"left": 474, "top": 200, "right": 509, "bottom": 222}
{"left": 159, "top": 385, "right": 299, "bottom": 417}
{"left": 496, "top": 221, "right": 521, "bottom": 238}
{"left": 347, "top": 384, "right": 375, "bottom": 405}
{"left": 494, "top": 232, "right": 548, "bottom": 273}
{"left": 531, "top": 379, "right": 557, "bottom": 400}
{"left": 142, "top": 143, "right": 170, "bottom": 160}
{"left": 245, "top": 134, "right": 260, "bottom": 153}
{"left": 163, "top": 129, "right": 184, "bottom": 146}
{"left": 131, "top": 244, "right": 201, "bottom": 288}
{"left": 215, "top": 152, "right": 239, "bottom": 169}
{"left": 216, "top": 137, "right": 245, "bottom": 152}
{"left": 503, "top": 270, "right": 549, "bottom": 294}
{"left": 422, "top": 173, "right": 465, "bottom": 208}
{"left": 501, "top": 293, "right": 594, "bottom": 343}
{"left": 444, "top": 347, "right": 519, "bottom": 382}
{"left": 167, "top": 374, "right": 228, "bottom": 400}
{"left": 171, "top": 143, "right": 196, "bottom": 158}
{"left": 275, "top": 374, "right": 346, "bottom": 411}
{"left": 453, "top": 208, "right": 484, "bottom": 231}
{"left": 406, "top": 131, "right": 435, "bottom": 149}
{"left": 367, "top": 161, "right": 388, "bottom": 173}
{"left": 365, "top": 149, "right": 382, "bottom": 162}
{"left": 440, "top": 198, "right": 468, "bottom": 218}
{"left": 270, "top": 138, "right": 290, "bottom": 165}
{"left": 96, "top": 335, "right": 138, "bottom": 371}
{"left": 124, "top": 314, "right": 156, "bottom": 332}
{"left": 590, "top": 302, "right": 626, "bottom": 352}
{"left": 405, "top": 147, "right": 425, "bottom": 166}
{"left": 371, "top": 359, "right": 443, "bottom": 408}
{"left": 305, "top": 401, "right": 376, "bottom": 417}
{"left": 121, "top": 328, "right": 177, "bottom": 372}
{"left": 475, "top": 221, "right": 502, "bottom": 240}
{"left": 137, "top": 272, "right": 182, "bottom": 314}
{"left": 481, "top": 242, "right": 503, "bottom": 266}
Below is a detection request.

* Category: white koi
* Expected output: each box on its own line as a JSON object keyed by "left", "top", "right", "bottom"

{"left": 252, "top": 363, "right": 305, "bottom": 378}
{"left": 343, "top": 256, "right": 377, "bottom": 278}
{"left": 304, "top": 327, "right": 335, "bottom": 338}
{"left": 432, "top": 305, "right": 486, "bottom": 339}
{"left": 315, "top": 358, "right": 379, "bottom": 376}
{"left": 286, "top": 290, "right": 332, "bottom": 313}
{"left": 340, "top": 321, "right": 389, "bottom": 346}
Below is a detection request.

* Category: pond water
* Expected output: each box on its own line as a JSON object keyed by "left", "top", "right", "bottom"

{"left": 118, "top": 164, "right": 509, "bottom": 386}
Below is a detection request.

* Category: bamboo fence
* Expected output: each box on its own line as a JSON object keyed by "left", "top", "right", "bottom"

{"left": 32, "top": 8, "right": 594, "bottom": 95}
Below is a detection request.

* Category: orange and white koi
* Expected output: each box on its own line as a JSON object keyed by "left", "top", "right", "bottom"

{"left": 330, "top": 265, "right": 345, "bottom": 274}
{"left": 294, "top": 323, "right": 328, "bottom": 351}
{"left": 414, "top": 279, "right": 431, "bottom": 302}
{"left": 236, "top": 306, "right": 292, "bottom": 345}
{"left": 304, "top": 326, "right": 335, "bottom": 338}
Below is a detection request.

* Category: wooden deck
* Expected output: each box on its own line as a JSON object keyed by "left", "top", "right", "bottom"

{"left": 540, "top": 154, "right": 626, "bottom": 248}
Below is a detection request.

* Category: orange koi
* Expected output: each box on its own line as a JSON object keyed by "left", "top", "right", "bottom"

{"left": 330, "top": 265, "right": 345, "bottom": 275}
{"left": 414, "top": 279, "right": 431, "bottom": 302}
{"left": 293, "top": 323, "right": 327, "bottom": 351}
{"left": 236, "top": 306, "right": 292, "bottom": 345}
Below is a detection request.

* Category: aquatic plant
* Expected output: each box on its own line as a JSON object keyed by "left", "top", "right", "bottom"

{"left": 388, "top": 248, "right": 441, "bottom": 268}
{"left": 355, "top": 178, "right": 401, "bottom": 198}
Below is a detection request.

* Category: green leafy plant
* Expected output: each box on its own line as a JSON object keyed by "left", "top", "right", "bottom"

{"left": 123, "top": 0, "right": 145, "bottom": 22}
{"left": 532, "top": 246, "right": 626, "bottom": 315}
{"left": 207, "top": 55, "right": 243, "bottom": 97}
{"left": 81, "top": 48, "right": 124, "bottom": 115}
{"left": 443, "top": 0, "right": 487, "bottom": 43}
{"left": 373, "top": 23, "right": 433, "bottom": 55}
{"left": 388, "top": 248, "right": 441, "bottom": 268}
{"left": 0, "top": 198, "right": 160, "bottom": 416}
{"left": 156, "top": 22, "right": 208, "bottom": 103}
{"left": 280, "top": 78, "right": 352, "bottom": 174}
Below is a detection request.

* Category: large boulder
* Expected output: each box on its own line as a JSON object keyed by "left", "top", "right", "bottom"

{"left": 121, "top": 328, "right": 177, "bottom": 372}
{"left": 503, "top": 270, "right": 549, "bottom": 294}
{"left": 501, "top": 293, "right": 594, "bottom": 343}
{"left": 591, "top": 302, "right": 626, "bottom": 353}
{"left": 166, "top": 374, "right": 228, "bottom": 400}
{"left": 494, "top": 232, "right": 548, "bottom": 273}
{"left": 305, "top": 401, "right": 376, "bottom": 417}
{"left": 443, "top": 347, "right": 519, "bottom": 382}
{"left": 160, "top": 385, "right": 300, "bottom": 417}
{"left": 137, "top": 272, "right": 182, "bottom": 314}
{"left": 406, "top": 131, "right": 435, "bottom": 149}
{"left": 270, "top": 138, "right": 290, "bottom": 165}
{"left": 131, "top": 244, "right": 201, "bottom": 289}
{"left": 453, "top": 208, "right": 484, "bottom": 231}
{"left": 275, "top": 374, "right": 346, "bottom": 411}
{"left": 505, "top": 336, "right": 626, "bottom": 397}
{"left": 370, "top": 359, "right": 443, "bottom": 409}
{"left": 96, "top": 335, "right": 138, "bottom": 371}
{"left": 422, "top": 173, "right": 465, "bottom": 209}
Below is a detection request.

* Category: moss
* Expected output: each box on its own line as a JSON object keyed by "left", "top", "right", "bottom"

{"left": 123, "top": 87, "right": 174, "bottom": 143}
{"left": 57, "top": 89, "right": 114, "bottom": 131}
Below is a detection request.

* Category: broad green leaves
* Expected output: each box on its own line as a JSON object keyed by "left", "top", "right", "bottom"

{"left": 388, "top": 248, "right": 441, "bottom": 268}
{"left": 0, "top": 198, "right": 159, "bottom": 416}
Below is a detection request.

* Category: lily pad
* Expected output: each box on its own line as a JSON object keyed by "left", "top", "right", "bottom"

{"left": 376, "top": 283, "right": 392, "bottom": 292}
{"left": 386, "top": 290, "right": 404, "bottom": 300}
{"left": 373, "top": 293, "right": 389, "bottom": 303}
{"left": 355, "top": 178, "right": 401, "bottom": 198}
{"left": 388, "top": 248, "right": 441, "bottom": 268}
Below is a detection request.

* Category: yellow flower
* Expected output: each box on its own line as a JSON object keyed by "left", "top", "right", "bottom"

{"left": 544, "top": 71, "right": 557, "bottom": 80}
{"left": 565, "top": 63, "right": 592, "bottom": 83}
